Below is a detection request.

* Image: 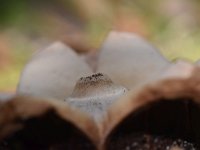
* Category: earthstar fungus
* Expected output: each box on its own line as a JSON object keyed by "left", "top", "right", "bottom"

{"left": 0, "top": 31, "right": 200, "bottom": 149}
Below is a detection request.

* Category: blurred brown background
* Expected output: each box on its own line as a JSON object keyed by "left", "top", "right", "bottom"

{"left": 1, "top": 0, "right": 200, "bottom": 91}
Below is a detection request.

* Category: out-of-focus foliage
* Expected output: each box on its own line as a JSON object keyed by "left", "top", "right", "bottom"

{"left": 1, "top": 0, "right": 200, "bottom": 91}
{"left": 0, "top": 0, "right": 28, "bottom": 26}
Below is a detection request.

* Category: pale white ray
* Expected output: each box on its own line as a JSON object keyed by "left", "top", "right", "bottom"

{"left": 97, "top": 31, "right": 170, "bottom": 89}
{"left": 17, "top": 42, "right": 92, "bottom": 100}
{"left": 160, "top": 60, "right": 194, "bottom": 79}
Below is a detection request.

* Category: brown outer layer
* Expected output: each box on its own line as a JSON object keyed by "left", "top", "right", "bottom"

{"left": 0, "top": 96, "right": 100, "bottom": 148}
{"left": 101, "top": 67, "right": 200, "bottom": 148}
{"left": 1, "top": 68, "right": 200, "bottom": 149}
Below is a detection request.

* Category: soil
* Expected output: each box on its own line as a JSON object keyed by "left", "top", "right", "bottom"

{"left": 108, "top": 134, "right": 198, "bottom": 150}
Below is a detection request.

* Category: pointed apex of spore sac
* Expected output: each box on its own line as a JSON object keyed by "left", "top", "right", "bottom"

{"left": 69, "top": 72, "right": 127, "bottom": 102}
{"left": 71, "top": 73, "right": 118, "bottom": 98}
{"left": 66, "top": 73, "right": 127, "bottom": 121}
{"left": 79, "top": 73, "right": 109, "bottom": 86}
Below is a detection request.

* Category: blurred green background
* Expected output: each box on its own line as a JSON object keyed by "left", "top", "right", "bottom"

{"left": 1, "top": 0, "right": 200, "bottom": 91}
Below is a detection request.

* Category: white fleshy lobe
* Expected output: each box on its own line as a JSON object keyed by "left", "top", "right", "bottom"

{"left": 97, "top": 31, "right": 170, "bottom": 89}
{"left": 160, "top": 60, "right": 194, "bottom": 79}
{"left": 17, "top": 42, "right": 92, "bottom": 100}
{"left": 65, "top": 73, "right": 127, "bottom": 121}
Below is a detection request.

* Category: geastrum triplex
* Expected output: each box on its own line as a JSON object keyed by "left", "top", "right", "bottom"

{"left": 0, "top": 31, "right": 200, "bottom": 150}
